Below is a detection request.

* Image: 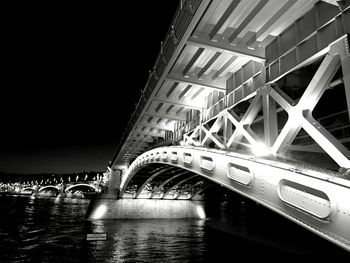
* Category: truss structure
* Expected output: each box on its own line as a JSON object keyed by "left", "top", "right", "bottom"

{"left": 185, "top": 35, "right": 350, "bottom": 169}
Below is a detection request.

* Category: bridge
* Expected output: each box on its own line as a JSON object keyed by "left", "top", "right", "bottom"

{"left": 100, "top": 0, "right": 350, "bottom": 251}
{"left": 0, "top": 172, "right": 107, "bottom": 197}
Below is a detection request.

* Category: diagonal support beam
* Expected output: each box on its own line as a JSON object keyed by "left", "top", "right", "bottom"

{"left": 201, "top": 116, "right": 225, "bottom": 149}
{"left": 226, "top": 93, "right": 262, "bottom": 149}
{"left": 152, "top": 96, "right": 203, "bottom": 110}
{"left": 167, "top": 72, "right": 226, "bottom": 92}
{"left": 272, "top": 54, "right": 341, "bottom": 154}
{"left": 302, "top": 111, "right": 350, "bottom": 168}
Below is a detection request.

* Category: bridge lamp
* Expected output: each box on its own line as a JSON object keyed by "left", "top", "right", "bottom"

{"left": 251, "top": 142, "right": 271, "bottom": 156}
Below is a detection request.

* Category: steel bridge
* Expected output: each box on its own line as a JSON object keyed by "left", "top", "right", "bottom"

{"left": 107, "top": 0, "right": 350, "bottom": 251}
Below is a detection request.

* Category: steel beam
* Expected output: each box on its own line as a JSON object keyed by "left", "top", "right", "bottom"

{"left": 144, "top": 111, "right": 186, "bottom": 122}
{"left": 122, "top": 146, "right": 350, "bottom": 251}
{"left": 183, "top": 47, "right": 205, "bottom": 76}
{"left": 188, "top": 33, "right": 265, "bottom": 62}
{"left": 167, "top": 72, "right": 226, "bottom": 92}
{"left": 228, "top": 0, "right": 269, "bottom": 43}
{"left": 209, "top": 0, "right": 241, "bottom": 39}
{"left": 137, "top": 122, "right": 173, "bottom": 131}
{"left": 262, "top": 85, "right": 278, "bottom": 147}
{"left": 152, "top": 96, "right": 203, "bottom": 110}
{"left": 272, "top": 54, "right": 341, "bottom": 154}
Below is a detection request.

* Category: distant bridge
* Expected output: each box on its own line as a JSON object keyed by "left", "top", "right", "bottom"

{"left": 106, "top": 0, "right": 350, "bottom": 251}
{"left": 1, "top": 179, "right": 104, "bottom": 197}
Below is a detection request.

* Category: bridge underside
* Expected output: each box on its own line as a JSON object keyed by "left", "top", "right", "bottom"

{"left": 122, "top": 163, "right": 214, "bottom": 200}
{"left": 106, "top": 0, "right": 350, "bottom": 252}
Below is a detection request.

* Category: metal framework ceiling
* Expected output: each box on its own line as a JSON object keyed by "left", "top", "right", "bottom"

{"left": 111, "top": 0, "right": 349, "bottom": 168}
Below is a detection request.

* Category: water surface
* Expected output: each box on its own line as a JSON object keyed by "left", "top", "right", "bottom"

{"left": 0, "top": 195, "right": 348, "bottom": 262}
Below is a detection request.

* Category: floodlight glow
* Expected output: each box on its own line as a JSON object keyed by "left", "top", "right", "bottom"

{"left": 196, "top": 205, "right": 206, "bottom": 219}
{"left": 91, "top": 204, "right": 108, "bottom": 219}
{"left": 251, "top": 142, "right": 271, "bottom": 156}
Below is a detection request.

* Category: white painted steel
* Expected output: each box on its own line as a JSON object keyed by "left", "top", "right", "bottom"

{"left": 121, "top": 146, "right": 350, "bottom": 251}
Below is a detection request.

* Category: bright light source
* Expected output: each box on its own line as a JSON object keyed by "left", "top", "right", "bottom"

{"left": 251, "top": 142, "right": 271, "bottom": 156}
{"left": 91, "top": 204, "right": 107, "bottom": 219}
{"left": 196, "top": 205, "right": 206, "bottom": 219}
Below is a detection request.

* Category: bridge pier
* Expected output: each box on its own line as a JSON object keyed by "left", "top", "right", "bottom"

{"left": 57, "top": 183, "right": 66, "bottom": 198}
{"left": 86, "top": 198, "right": 205, "bottom": 220}
{"left": 103, "top": 168, "right": 122, "bottom": 199}
{"left": 32, "top": 185, "right": 39, "bottom": 196}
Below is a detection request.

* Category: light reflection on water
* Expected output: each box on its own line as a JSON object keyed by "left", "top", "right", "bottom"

{"left": 89, "top": 219, "right": 206, "bottom": 263}
{"left": 0, "top": 195, "right": 348, "bottom": 262}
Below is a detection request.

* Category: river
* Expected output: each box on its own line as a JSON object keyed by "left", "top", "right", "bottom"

{"left": 0, "top": 194, "right": 348, "bottom": 262}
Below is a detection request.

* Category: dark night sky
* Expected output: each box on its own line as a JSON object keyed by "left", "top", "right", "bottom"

{"left": 1, "top": 2, "right": 179, "bottom": 174}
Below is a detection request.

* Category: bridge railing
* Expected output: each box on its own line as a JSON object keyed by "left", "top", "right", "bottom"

{"left": 111, "top": 0, "right": 204, "bottom": 164}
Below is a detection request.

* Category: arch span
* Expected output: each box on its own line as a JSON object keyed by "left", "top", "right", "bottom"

{"left": 38, "top": 186, "right": 59, "bottom": 192}
{"left": 121, "top": 146, "right": 350, "bottom": 251}
{"left": 22, "top": 187, "right": 34, "bottom": 192}
{"left": 65, "top": 184, "right": 99, "bottom": 193}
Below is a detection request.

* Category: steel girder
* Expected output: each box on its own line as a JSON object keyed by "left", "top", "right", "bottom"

{"left": 121, "top": 146, "right": 350, "bottom": 251}
{"left": 183, "top": 43, "right": 350, "bottom": 169}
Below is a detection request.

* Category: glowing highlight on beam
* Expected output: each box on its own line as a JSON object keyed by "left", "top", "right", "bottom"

{"left": 251, "top": 142, "right": 271, "bottom": 156}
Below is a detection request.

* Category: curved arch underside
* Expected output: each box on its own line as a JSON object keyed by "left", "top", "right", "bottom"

{"left": 123, "top": 163, "right": 214, "bottom": 200}
{"left": 121, "top": 146, "right": 350, "bottom": 251}
{"left": 65, "top": 184, "right": 99, "bottom": 193}
{"left": 22, "top": 187, "right": 34, "bottom": 192}
{"left": 38, "top": 186, "right": 59, "bottom": 192}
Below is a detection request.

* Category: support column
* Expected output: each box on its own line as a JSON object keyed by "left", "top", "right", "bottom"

{"left": 106, "top": 169, "right": 122, "bottom": 198}
{"left": 263, "top": 86, "right": 278, "bottom": 147}
{"left": 330, "top": 35, "right": 350, "bottom": 120}
{"left": 341, "top": 55, "right": 350, "bottom": 120}
{"left": 223, "top": 113, "right": 232, "bottom": 148}
{"left": 58, "top": 183, "right": 66, "bottom": 198}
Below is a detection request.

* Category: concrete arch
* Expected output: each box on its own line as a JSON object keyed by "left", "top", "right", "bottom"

{"left": 121, "top": 146, "right": 350, "bottom": 251}
{"left": 38, "top": 186, "right": 60, "bottom": 192}
{"left": 65, "top": 184, "right": 99, "bottom": 193}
